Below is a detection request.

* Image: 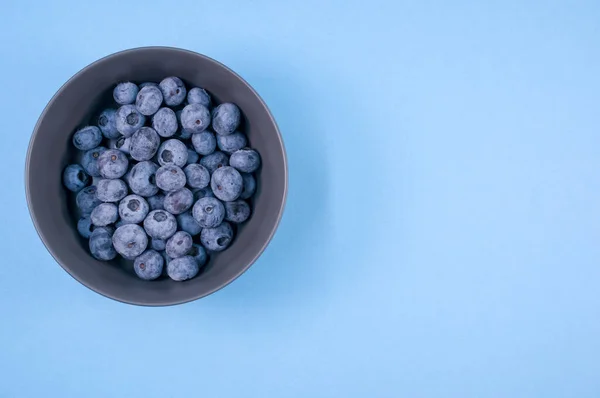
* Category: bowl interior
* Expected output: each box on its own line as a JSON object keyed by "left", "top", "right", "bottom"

{"left": 26, "top": 47, "right": 286, "bottom": 305}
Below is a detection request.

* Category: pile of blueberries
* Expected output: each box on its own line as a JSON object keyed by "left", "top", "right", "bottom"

{"left": 62, "top": 77, "right": 260, "bottom": 282}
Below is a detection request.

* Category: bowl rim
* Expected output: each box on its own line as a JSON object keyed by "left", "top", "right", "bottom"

{"left": 24, "top": 46, "right": 288, "bottom": 306}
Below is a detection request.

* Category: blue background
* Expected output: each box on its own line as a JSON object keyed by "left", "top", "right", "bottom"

{"left": 1, "top": 0, "right": 600, "bottom": 396}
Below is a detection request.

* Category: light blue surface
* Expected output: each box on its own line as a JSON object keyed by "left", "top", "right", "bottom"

{"left": 1, "top": 0, "right": 600, "bottom": 396}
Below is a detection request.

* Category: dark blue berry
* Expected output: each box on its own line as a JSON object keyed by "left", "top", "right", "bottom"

{"left": 181, "top": 104, "right": 211, "bottom": 133}
{"left": 239, "top": 173, "right": 256, "bottom": 200}
{"left": 89, "top": 227, "right": 117, "bottom": 261}
{"left": 112, "top": 224, "right": 148, "bottom": 260}
{"left": 158, "top": 139, "right": 188, "bottom": 167}
{"left": 229, "top": 149, "right": 261, "bottom": 173}
{"left": 143, "top": 210, "right": 177, "bottom": 240}
{"left": 192, "top": 187, "right": 215, "bottom": 201}
{"left": 187, "top": 149, "right": 199, "bottom": 165}
{"left": 167, "top": 256, "right": 199, "bottom": 281}
{"left": 184, "top": 163, "right": 210, "bottom": 189}
{"left": 212, "top": 103, "right": 240, "bottom": 136}
{"left": 76, "top": 185, "right": 101, "bottom": 215}
{"left": 191, "top": 131, "right": 216, "bottom": 155}
{"left": 166, "top": 231, "right": 193, "bottom": 258}
{"left": 119, "top": 194, "right": 150, "bottom": 224}
{"left": 98, "top": 108, "right": 120, "bottom": 139}
{"left": 96, "top": 179, "right": 128, "bottom": 202}
{"left": 187, "top": 87, "right": 212, "bottom": 108}
{"left": 156, "top": 165, "right": 186, "bottom": 192}
{"left": 152, "top": 107, "right": 178, "bottom": 137}
{"left": 136, "top": 85, "right": 163, "bottom": 116}
{"left": 98, "top": 149, "right": 129, "bottom": 179}
{"left": 128, "top": 161, "right": 159, "bottom": 197}
{"left": 211, "top": 166, "right": 243, "bottom": 201}
{"left": 176, "top": 211, "right": 202, "bottom": 236}
{"left": 81, "top": 146, "right": 107, "bottom": 177}
{"left": 200, "top": 222, "right": 233, "bottom": 252}
{"left": 189, "top": 243, "right": 208, "bottom": 268}
{"left": 199, "top": 151, "right": 229, "bottom": 174}
{"left": 216, "top": 131, "right": 247, "bottom": 154}
{"left": 163, "top": 188, "right": 194, "bottom": 215}
{"left": 77, "top": 216, "right": 94, "bottom": 238}
{"left": 91, "top": 203, "right": 118, "bottom": 226}
{"left": 147, "top": 193, "right": 165, "bottom": 211}
{"left": 159, "top": 76, "right": 187, "bottom": 106}
{"left": 113, "top": 82, "right": 139, "bottom": 105}
{"left": 63, "top": 164, "right": 90, "bottom": 192}
{"left": 150, "top": 238, "right": 166, "bottom": 251}
{"left": 73, "top": 126, "right": 102, "bottom": 151}
{"left": 192, "top": 197, "right": 225, "bottom": 228}
{"left": 116, "top": 105, "right": 145, "bottom": 137}
{"left": 109, "top": 136, "right": 131, "bottom": 154}
{"left": 225, "top": 200, "right": 251, "bottom": 223}
{"left": 130, "top": 127, "right": 160, "bottom": 161}
{"left": 134, "top": 250, "right": 164, "bottom": 280}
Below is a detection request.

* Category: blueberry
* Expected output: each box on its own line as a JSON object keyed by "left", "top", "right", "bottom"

{"left": 159, "top": 76, "right": 187, "bottom": 106}
{"left": 187, "top": 87, "right": 212, "bottom": 108}
{"left": 175, "top": 128, "right": 192, "bottom": 140}
{"left": 63, "top": 164, "right": 90, "bottom": 192}
{"left": 192, "top": 197, "right": 225, "bottom": 228}
{"left": 166, "top": 231, "right": 193, "bottom": 258}
{"left": 81, "top": 146, "right": 105, "bottom": 177}
{"left": 139, "top": 82, "right": 158, "bottom": 89}
{"left": 224, "top": 200, "right": 251, "bottom": 223}
{"left": 150, "top": 238, "right": 166, "bottom": 251}
{"left": 143, "top": 210, "right": 177, "bottom": 240}
{"left": 188, "top": 243, "right": 208, "bottom": 268}
{"left": 163, "top": 188, "right": 194, "bottom": 215}
{"left": 157, "top": 139, "right": 188, "bottom": 167}
{"left": 98, "top": 149, "right": 129, "bottom": 179}
{"left": 97, "top": 108, "right": 120, "bottom": 139}
{"left": 130, "top": 127, "right": 160, "bottom": 161}
{"left": 199, "top": 151, "right": 229, "bottom": 174}
{"left": 113, "top": 82, "right": 139, "bottom": 105}
{"left": 176, "top": 211, "right": 202, "bottom": 236}
{"left": 239, "top": 173, "right": 256, "bottom": 200}
{"left": 167, "top": 256, "right": 199, "bottom": 281}
{"left": 187, "top": 149, "right": 199, "bottom": 165}
{"left": 200, "top": 222, "right": 233, "bottom": 252}
{"left": 89, "top": 227, "right": 117, "bottom": 261}
{"left": 116, "top": 105, "right": 146, "bottom": 137}
{"left": 216, "top": 131, "right": 247, "bottom": 154}
{"left": 128, "top": 161, "right": 159, "bottom": 197}
{"left": 119, "top": 194, "right": 150, "bottom": 224}
{"left": 115, "top": 219, "right": 131, "bottom": 228}
{"left": 77, "top": 216, "right": 95, "bottom": 238}
{"left": 76, "top": 185, "right": 101, "bottom": 215}
{"left": 184, "top": 164, "right": 210, "bottom": 189}
{"left": 230, "top": 149, "right": 261, "bottom": 173}
{"left": 73, "top": 126, "right": 102, "bottom": 151}
{"left": 191, "top": 130, "right": 216, "bottom": 155}
{"left": 109, "top": 136, "right": 131, "bottom": 155}
{"left": 133, "top": 250, "right": 164, "bottom": 280}
{"left": 90, "top": 203, "right": 118, "bottom": 226}
{"left": 212, "top": 103, "right": 240, "bottom": 136}
{"left": 112, "top": 224, "right": 148, "bottom": 260}
{"left": 96, "top": 179, "right": 128, "bottom": 202}
{"left": 136, "top": 85, "right": 163, "bottom": 116}
{"left": 192, "top": 187, "right": 215, "bottom": 201}
{"left": 155, "top": 165, "right": 186, "bottom": 192}
{"left": 181, "top": 104, "right": 211, "bottom": 134}
{"left": 152, "top": 107, "right": 178, "bottom": 138}
{"left": 147, "top": 193, "right": 165, "bottom": 211}
{"left": 211, "top": 166, "right": 243, "bottom": 201}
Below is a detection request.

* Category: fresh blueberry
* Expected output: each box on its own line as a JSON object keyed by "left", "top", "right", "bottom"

{"left": 163, "top": 188, "right": 194, "bottom": 215}
{"left": 187, "top": 87, "right": 212, "bottom": 108}
{"left": 186, "top": 149, "right": 199, "bottom": 165}
{"left": 150, "top": 238, "right": 166, "bottom": 251}
{"left": 188, "top": 243, "right": 208, "bottom": 268}
{"left": 167, "top": 256, "right": 199, "bottom": 281}
{"left": 225, "top": 200, "right": 251, "bottom": 223}
{"left": 76, "top": 185, "right": 101, "bottom": 215}
{"left": 199, "top": 151, "right": 229, "bottom": 174}
{"left": 212, "top": 103, "right": 240, "bottom": 136}
{"left": 127, "top": 161, "right": 159, "bottom": 197}
{"left": 161, "top": 250, "right": 171, "bottom": 267}
{"left": 77, "top": 216, "right": 95, "bottom": 238}
{"left": 96, "top": 179, "right": 128, "bottom": 202}
{"left": 63, "top": 164, "right": 90, "bottom": 192}
{"left": 200, "top": 222, "right": 234, "bottom": 252}
{"left": 115, "top": 219, "right": 131, "bottom": 228}
{"left": 109, "top": 137, "right": 130, "bottom": 155}
{"left": 159, "top": 76, "right": 187, "bottom": 106}
{"left": 166, "top": 231, "right": 192, "bottom": 258}
{"left": 155, "top": 165, "right": 186, "bottom": 192}
{"left": 239, "top": 172, "right": 256, "bottom": 200}
{"left": 192, "top": 187, "right": 215, "bottom": 201}
{"left": 82, "top": 146, "right": 108, "bottom": 177}
{"left": 176, "top": 211, "right": 202, "bottom": 236}
{"left": 97, "top": 108, "right": 120, "bottom": 139}
{"left": 157, "top": 139, "right": 188, "bottom": 167}
{"left": 152, "top": 107, "right": 178, "bottom": 138}
{"left": 89, "top": 227, "right": 117, "bottom": 261}
{"left": 143, "top": 210, "right": 177, "bottom": 240}
{"left": 139, "top": 82, "right": 158, "bottom": 89}
{"left": 98, "top": 149, "right": 129, "bottom": 179}
{"left": 113, "top": 82, "right": 139, "bottom": 105}
{"left": 211, "top": 166, "right": 243, "bottom": 201}
{"left": 91, "top": 203, "right": 118, "bottom": 226}
{"left": 112, "top": 224, "right": 148, "bottom": 260}
{"left": 133, "top": 250, "right": 164, "bottom": 280}
{"left": 230, "top": 149, "right": 261, "bottom": 173}
{"left": 216, "top": 131, "right": 247, "bottom": 154}
{"left": 175, "top": 128, "right": 192, "bottom": 140}
{"left": 184, "top": 164, "right": 210, "bottom": 189}
{"left": 73, "top": 126, "right": 102, "bottom": 151}
{"left": 192, "top": 197, "right": 225, "bottom": 228}
{"left": 119, "top": 194, "right": 150, "bottom": 224}
{"left": 130, "top": 127, "right": 160, "bottom": 161}
{"left": 181, "top": 104, "right": 211, "bottom": 134}
{"left": 136, "top": 85, "right": 163, "bottom": 116}
{"left": 147, "top": 193, "right": 165, "bottom": 211}
{"left": 116, "top": 105, "right": 145, "bottom": 137}
{"left": 191, "top": 130, "right": 216, "bottom": 155}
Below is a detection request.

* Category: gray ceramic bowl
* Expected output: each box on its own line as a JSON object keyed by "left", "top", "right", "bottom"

{"left": 25, "top": 47, "right": 287, "bottom": 306}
